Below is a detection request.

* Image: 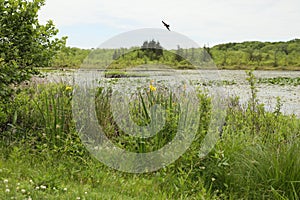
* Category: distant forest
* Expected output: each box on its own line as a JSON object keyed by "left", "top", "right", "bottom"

{"left": 51, "top": 39, "right": 300, "bottom": 70}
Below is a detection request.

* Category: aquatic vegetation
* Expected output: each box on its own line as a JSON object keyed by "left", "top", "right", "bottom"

{"left": 258, "top": 77, "right": 300, "bottom": 86}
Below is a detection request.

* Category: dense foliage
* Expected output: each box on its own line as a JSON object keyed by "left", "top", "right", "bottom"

{"left": 77, "top": 40, "right": 201, "bottom": 69}
{"left": 0, "top": 0, "right": 65, "bottom": 129}
{"left": 0, "top": 0, "right": 66, "bottom": 98}
{"left": 211, "top": 39, "right": 300, "bottom": 69}
{"left": 52, "top": 46, "right": 89, "bottom": 68}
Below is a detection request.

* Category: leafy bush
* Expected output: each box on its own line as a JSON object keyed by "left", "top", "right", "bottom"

{"left": 0, "top": 1, "right": 65, "bottom": 98}
{"left": 0, "top": 0, "right": 65, "bottom": 132}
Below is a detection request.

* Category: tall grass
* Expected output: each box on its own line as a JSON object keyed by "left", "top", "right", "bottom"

{"left": 0, "top": 83, "right": 86, "bottom": 161}
{"left": 94, "top": 82, "right": 202, "bottom": 153}
{"left": 0, "top": 71, "right": 299, "bottom": 199}
{"left": 198, "top": 71, "right": 300, "bottom": 199}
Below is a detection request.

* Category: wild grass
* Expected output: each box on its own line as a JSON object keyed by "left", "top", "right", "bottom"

{"left": 95, "top": 83, "right": 186, "bottom": 153}
{"left": 0, "top": 71, "right": 299, "bottom": 199}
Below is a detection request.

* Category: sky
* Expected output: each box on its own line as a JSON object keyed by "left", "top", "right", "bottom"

{"left": 38, "top": 0, "right": 300, "bottom": 49}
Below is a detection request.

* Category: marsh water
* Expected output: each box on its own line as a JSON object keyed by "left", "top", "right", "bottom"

{"left": 41, "top": 69, "right": 300, "bottom": 117}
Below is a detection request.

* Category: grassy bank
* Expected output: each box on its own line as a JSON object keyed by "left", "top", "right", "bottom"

{"left": 0, "top": 71, "right": 299, "bottom": 199}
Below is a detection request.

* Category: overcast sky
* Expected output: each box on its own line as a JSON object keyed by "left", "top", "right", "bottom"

{"left": 38, "top": 0, "right": 300, "bottom": 49}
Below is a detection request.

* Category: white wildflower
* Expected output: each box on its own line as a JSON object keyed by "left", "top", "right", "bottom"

{"left": 63, "top": 187, "right": 67, "bottom": 191}
{"left": 5, "top": 188, "right": 10, "bottom": 193}
{"left": 3, "top": 179, "right": 8, "bottom": 184}
{"left": 40, "top": 185, "right": 47, "bottom": 189}
{"left": 21, "top": 189, "right": 26, "bottom": 193}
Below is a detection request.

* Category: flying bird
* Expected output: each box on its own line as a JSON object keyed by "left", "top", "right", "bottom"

{"left": 162, "top": 21, "right": 170, "bottom": 31}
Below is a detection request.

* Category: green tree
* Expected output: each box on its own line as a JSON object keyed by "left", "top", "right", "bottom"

{"left": 112, "top": 50, "right": 118, "bottom": 60}
{"left": 202, "top": 45, "right": 212, "bottom": 62}
{"left": 0, "top": 0, "right": 66, "bottom": 98}
{"left": 140, "top": 40, "right": 163, "bottom": 61}
{"left": 175, "top": 45, "right": 184, "bottom": 62}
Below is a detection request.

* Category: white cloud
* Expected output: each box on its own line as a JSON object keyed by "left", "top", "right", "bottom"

{"left": 39, "top": 0, "right": 300, "bottom": 48}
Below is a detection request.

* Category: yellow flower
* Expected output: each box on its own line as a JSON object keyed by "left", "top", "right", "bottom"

{"left": 65, "top": 86, "right": 72, "bottom": 91}
{"left": 149, "top": 84, "right": 156, "bottom": 92}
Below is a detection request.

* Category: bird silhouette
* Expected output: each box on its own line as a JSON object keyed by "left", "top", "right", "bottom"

{"left": 162, "top": 21, "right": 170, "bottom": 31}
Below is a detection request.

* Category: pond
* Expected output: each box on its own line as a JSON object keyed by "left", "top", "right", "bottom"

{"left": 40, "top": 69, "right": 300, "bottom": 117}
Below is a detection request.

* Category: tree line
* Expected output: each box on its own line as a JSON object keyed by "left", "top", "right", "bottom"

{"left": 52, "top": 39, "right": 300, "bottom": 70}
{"left": 211, "top": 39, "right": 300, "bottom": 68}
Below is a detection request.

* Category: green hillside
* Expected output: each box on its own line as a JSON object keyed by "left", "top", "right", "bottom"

{"left": 51, "top": 39, "right": 300, "bottom": 70}
{"left": 211, "top": 39, "right": 300, "bottom": 70}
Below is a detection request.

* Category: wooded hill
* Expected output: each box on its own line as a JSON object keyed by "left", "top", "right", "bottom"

{"left": 51, "top": 39, "right": 300, "bottom": 70}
